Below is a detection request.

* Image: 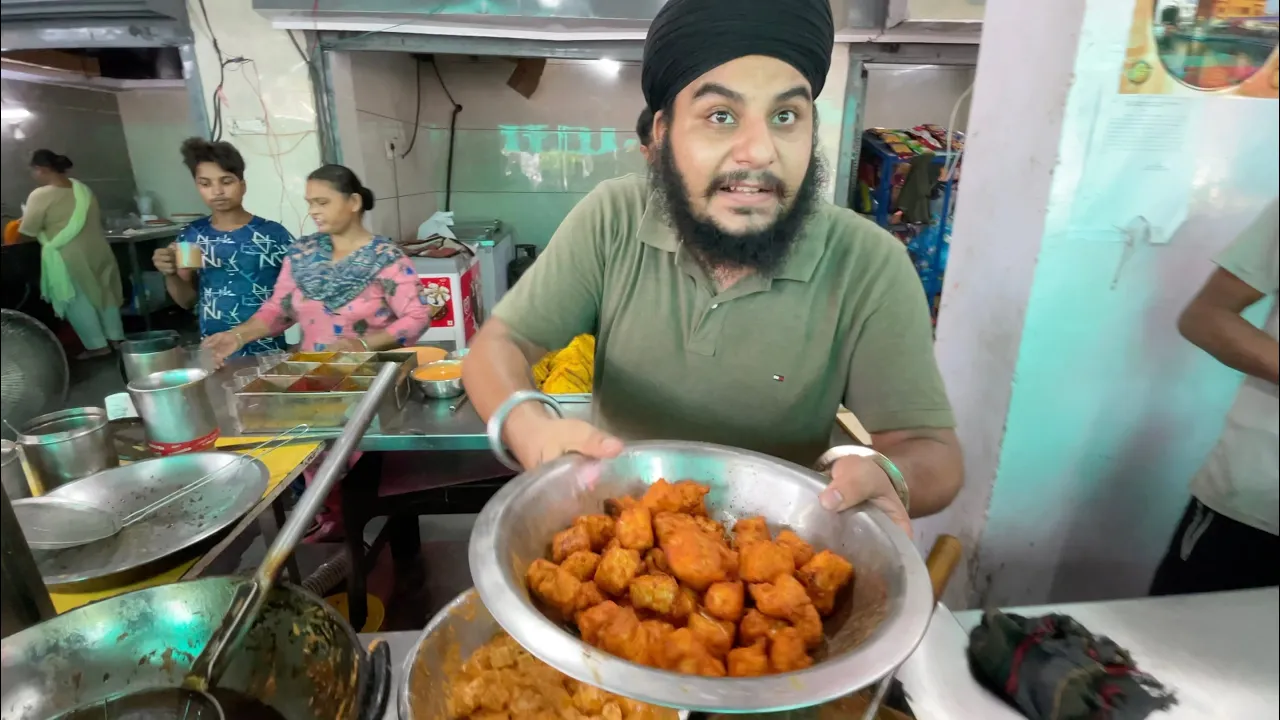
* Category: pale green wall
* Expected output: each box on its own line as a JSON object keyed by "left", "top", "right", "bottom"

{"left": 117, "top": 89, "right": 207, "bottom": 219}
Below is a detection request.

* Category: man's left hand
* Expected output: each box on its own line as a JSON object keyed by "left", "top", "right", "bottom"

{"left": 819, "top": 455, "right": 911, "bottom": 537}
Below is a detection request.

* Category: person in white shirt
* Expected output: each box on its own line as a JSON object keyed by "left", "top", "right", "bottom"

{"left": 1150, "top": 199, "right": 1279, "bottom": 595}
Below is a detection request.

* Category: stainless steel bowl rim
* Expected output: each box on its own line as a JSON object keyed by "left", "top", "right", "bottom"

{"left": 16, "top": 406, "right": 110, "bottom": 445}
{"left": 468, "top": 440, "right": 936, "bottom": 713}
{"left": 127, "top": 367, "right": 209, "bottom": 393}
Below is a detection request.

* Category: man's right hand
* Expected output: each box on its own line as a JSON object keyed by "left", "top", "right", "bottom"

{"left": 152, "top": 243, "right": 178, "bottom": 276}
{"left": 511, "top": 417, "right": 624, "bottom": 470}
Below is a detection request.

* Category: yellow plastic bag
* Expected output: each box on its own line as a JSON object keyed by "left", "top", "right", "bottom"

{"left": 535, "top": 334, "right": 595, "bottom": 394}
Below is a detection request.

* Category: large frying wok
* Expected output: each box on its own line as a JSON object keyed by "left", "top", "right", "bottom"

{"left": 1, "top": 363, "right": 403, "bottom": 720}
{"left": 0, "top": 577, "right": 389, "bottom": 720}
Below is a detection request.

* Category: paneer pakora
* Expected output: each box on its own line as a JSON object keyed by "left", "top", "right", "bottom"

{"left": 447, "top": 631, "right": 678, "bottom": 719}
{"left": 525, "top": 479, "right": 857, "bottom": 678}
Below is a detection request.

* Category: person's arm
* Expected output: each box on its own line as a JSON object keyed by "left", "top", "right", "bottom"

{"left": 17, "top": 189, "right": 47, "bottom": 241}
{"left": 365, "top": 258, "right": 432, "bottom": 349}
{"left": 820, "top": 235, "right": 963, "bottom": 532}
{"left": 1178, "top": 201, "right": 1279, "bottom": 385}
{"left": 462, "top": 184, "right": 619, "bottom": 468}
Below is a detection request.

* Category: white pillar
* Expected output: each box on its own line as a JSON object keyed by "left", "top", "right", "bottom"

{"left": 186, "top": 0, "right": 322, "bottom": 239}
{"left": 928, "top": 0, "right": 1279, "bottom": 607}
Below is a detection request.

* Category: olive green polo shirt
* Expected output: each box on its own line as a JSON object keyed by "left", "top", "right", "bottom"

{"left": 492, "top": 175, "right": 954, "bottom": 465}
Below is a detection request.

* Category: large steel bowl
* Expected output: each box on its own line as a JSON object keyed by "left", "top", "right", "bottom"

{"left": 468, "top": 441, "right": 934, "bottom": 714}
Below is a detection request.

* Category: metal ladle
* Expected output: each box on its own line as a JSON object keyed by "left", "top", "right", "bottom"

{"left": 182, "top": 362, "right": 400, "bottom": 695}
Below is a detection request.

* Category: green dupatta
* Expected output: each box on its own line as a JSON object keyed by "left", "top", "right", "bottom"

{"left": 36, "top": 179, "right": 91, "bottom": 317}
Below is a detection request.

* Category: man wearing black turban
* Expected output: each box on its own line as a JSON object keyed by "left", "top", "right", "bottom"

{"left": 465, "top": 0, "right": 963, "bottom": 534}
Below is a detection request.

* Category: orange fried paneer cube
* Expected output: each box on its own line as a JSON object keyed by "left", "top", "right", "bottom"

{"left": 738, "top": 609, "right": 788, "bottom": 647}
{"left": 791, "top": 602, "right": 824, "bottom": 649}
{"left": 719, "top": 545, "right": 740, "bottom": 581}
{"left": 703, "top": 580, "right": 745, "bottom": 622}
{"left": 641, "top": 479, "right": 710, "bottom": 515}
{"left": 576, "top": 600, "right": 624, "bottom": 645}
{"left": 561, "top": 550, "right": 601, "bottom": 581}
{"left": 551, "top": 524, "right": 592, "bottom": 563}
{"left": 643, "top": 547, "right": 671, "bottom": 576}
{"left": 595, "top": 547, "right": 643, "bottom": 596}
{"left": 641, "top": 619, "right": 676, "bottom": 650}
{"left": 656, "top": 628, "right": 727, "bottom": 677}
{"left": 616, "top": 505, "right": 655, "bottom": 551}
{"left": 667, "top": 586, "right": 698, "bottom": 625}
{"left": 526, "top": 558, "right": 582, "bottom": 618}
{"left": 749, "top": 574, "right": 811, "bottom": 620}
{"left": 769, "top": 627, "right": 813, "bottom": 673}
{"left": 596, "top": 605, "right": 651, "bottom": 665}
{"left": 573, "top": 514, "right": 616, "bottom": 551}
{"left": 574, "top": 581, "right": 607, "bottom": 613}
{"left": 693, "top": 515, "right": 725, "bottom": 539}
{"left": 797, "top": 550, "right": 855, "bottom": 604}
{"left": 738, "top": 540, "right": 796, "bottom": 583}
{"left": 652, "top": 512, "right": 701, "bottom": 544}
{"left": 629, "top": 573, "right": 680, "bottom": 615}
{"left": 688, "top": 611, "right": 736, "bottom": 659}
{"left": 732, "top": 516, "right": 771, "bottom": 548}
{"left": 727, "top": 639, "right": 770, "bottom": 678}
{"left": 661, "top": 527, "right": 728, "bottom": 591}
{"left": 774, "top": 529, "right": 816, "bottom": 568}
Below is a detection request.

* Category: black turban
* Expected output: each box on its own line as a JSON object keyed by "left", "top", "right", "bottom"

{"left": 641, "top": 0, "right": 835, "bottom": 114}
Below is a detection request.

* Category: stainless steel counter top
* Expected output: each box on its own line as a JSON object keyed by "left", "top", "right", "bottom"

{"left": 106, "top": 225, "right": 183, "bottom": 243}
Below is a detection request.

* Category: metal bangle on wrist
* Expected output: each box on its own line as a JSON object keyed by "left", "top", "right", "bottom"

{"left": 486, "top": 390, "right": 565, "bottom": 471}
{"left": 813, "top": 445, "right": 910, "bottom": 514}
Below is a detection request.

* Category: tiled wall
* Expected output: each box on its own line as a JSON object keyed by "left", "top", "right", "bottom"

{"left": 0, "top": 79, "right": 138, "bottom": 219}
{"left": 343, "top": 53, "right": 650, "bottom": 247}
{"left": 117, "top": 88, "right": 207, "bottom": 219}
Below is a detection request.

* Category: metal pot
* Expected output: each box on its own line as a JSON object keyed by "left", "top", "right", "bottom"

{"left": 0, "top": 576, "right": 391, "bottom": 720}
{"left": 0, "top": 440, "right": 30, "bottom": 500}
{"left": 118, "top": 330, "right": 184, "bottom": 383}
{"left": 128, "top": 368, "right": 220, "bottom": 455}
{"left": 469, "top": 440, "right": 934, "bottom": 714}
{"left": 15, "top": 407, "right": 117, "bottom": 494}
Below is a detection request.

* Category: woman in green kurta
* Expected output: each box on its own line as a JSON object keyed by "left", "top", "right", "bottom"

{"left": 19, "top": 149, "right": 125, "bottom": 359}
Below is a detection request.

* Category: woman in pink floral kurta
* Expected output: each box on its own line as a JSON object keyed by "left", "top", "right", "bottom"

{"left": 204, "top": 164, "right": 430, "bottom": 540}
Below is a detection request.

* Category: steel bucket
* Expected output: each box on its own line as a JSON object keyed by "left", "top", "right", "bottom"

{"left": 127, "top": 368, "right": 220, "bottom": 455}
{"left": 0, "top": 576, "right": 391, "bottom": 720}
{"left": 118, "top": 330, "right": 183, "bottom": 384}
{"left": 15, "top": 408, "right": 117, "bottom": 494}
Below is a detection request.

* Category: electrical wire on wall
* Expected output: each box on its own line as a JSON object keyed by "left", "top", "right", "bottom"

{"left": 431, "top": 58, "right": 463, "bottom": 212}
{"left": 197, "top": 0, "right": 248, "bottom": 142}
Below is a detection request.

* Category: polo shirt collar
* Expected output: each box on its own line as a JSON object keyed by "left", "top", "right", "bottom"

{"left": 637, "top": 191, "right": 827, "bottom": 284}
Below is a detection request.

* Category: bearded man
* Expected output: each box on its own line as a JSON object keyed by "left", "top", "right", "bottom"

{"left": 463, "top": 0, "right": 962, "bottom": 532}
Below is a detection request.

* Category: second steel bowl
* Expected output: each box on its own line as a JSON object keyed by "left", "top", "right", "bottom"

{"left": 468, "top": 440, "right": 934, "bottom": 714}
{"left": 411, "top": 360, "right": 464, "bottom": 399}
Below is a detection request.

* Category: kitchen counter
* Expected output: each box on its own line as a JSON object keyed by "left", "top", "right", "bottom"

{"left": 105, "top": 224, "right": 183, "bottom": 242}
{"left": 372, "top": 588, "right": 1278, "bottom": 720}
{"left": 901, "top": 587, "right": 1279, "bottom": 720}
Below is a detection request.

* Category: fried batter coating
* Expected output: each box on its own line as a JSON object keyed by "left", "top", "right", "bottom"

{"left": 661, "top": 526, "right": 728, "bottom": 591}
{"left": 551, "top": 524, "right": 592, "bottom": 563}
{"left": 797, "top": 550, "right": 855, "bottom": 597}
{"left": 561, "top": 550, "right": 601, "bottom": 581}
{"left": 775, "top": 529, "right": 816, "bottom": 568}
{"left": 643, "top": 547, "right": 671, "bottom": 576}
{"left": 769, "top": 627, "right": 813, "bottom": 673}
{"left": 749, "top": 574, "right": 812, "bottom": 620}
{"left": 791, "top": 602, "right": 824, "bottom": 649}
{"left": 573, "top": 514, "right": 616, "bottom": 551}
{"left": 629, "top": 573, "right": 680, "bottom": 615}
{"left": 731, "top": 516, "right": 771, "bottom": 548}
{"left": 526, "top": 558, "right": 582, "bottom": 618}
{"left": 703, "top": 580, "right": 745, "bottom": 622}
{"left": 616, "top": 505, "right": 655, "bottom": 551}
{"left": 641, "top": 479, "right": 710, "bottom": 515}
{"left": 595, "top": 547, "right": 643, "bottom": 596}
{"left": 739, "top": 540, "right": 796, "bottom": 583}
{"left": 738, "top": 609, "right": 788, "bottom": 646}
{"left": 727, "top": 639, "right": 770, "bottom": 678}
{"left": 655, "top": 628, "right": 727, "bottom": 677}
{"left": 688, "top": 611, "right": 736, "bottom": 659}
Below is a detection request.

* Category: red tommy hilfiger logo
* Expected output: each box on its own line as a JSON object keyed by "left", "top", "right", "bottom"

{"left": 772, "top": 374, "right": 785, "bottom": 382}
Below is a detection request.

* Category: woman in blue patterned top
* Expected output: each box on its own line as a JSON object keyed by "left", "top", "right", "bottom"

{"left": 152, "top": 138, "right": 294, "bottom": 356}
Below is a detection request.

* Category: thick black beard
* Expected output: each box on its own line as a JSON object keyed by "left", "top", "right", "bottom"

{"left": 649, "top": 133, "right": 826, "bottom": 277}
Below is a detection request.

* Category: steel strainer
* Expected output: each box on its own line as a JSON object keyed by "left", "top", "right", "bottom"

{"left": 0, "top": 309, "right": 69, "bottom": 441}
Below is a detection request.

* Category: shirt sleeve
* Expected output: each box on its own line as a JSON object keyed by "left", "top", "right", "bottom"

{"left": 1216, "top": 199, "right": 1279, "bottom": 297}
{"left": 251, "top": 257, "right": 297, "bottom": 336}
{"left": 17, "top": 189, "right": 48, "bottom": 238}
{"left": 381, "top": 258, "right": 432, "bottom": 346}
{"left": 843, "top": 241, "right": 956, "bottom": 433}
{"left": 490, "top": 185, "right": 609, "bottom": 351}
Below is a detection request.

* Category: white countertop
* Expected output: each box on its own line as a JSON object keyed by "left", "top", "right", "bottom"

{"left": 900, "top": 587, "right": 1278, "bottom": 720}
{"left": 370, "top": 587, "right": 1278, "bottom": 720}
